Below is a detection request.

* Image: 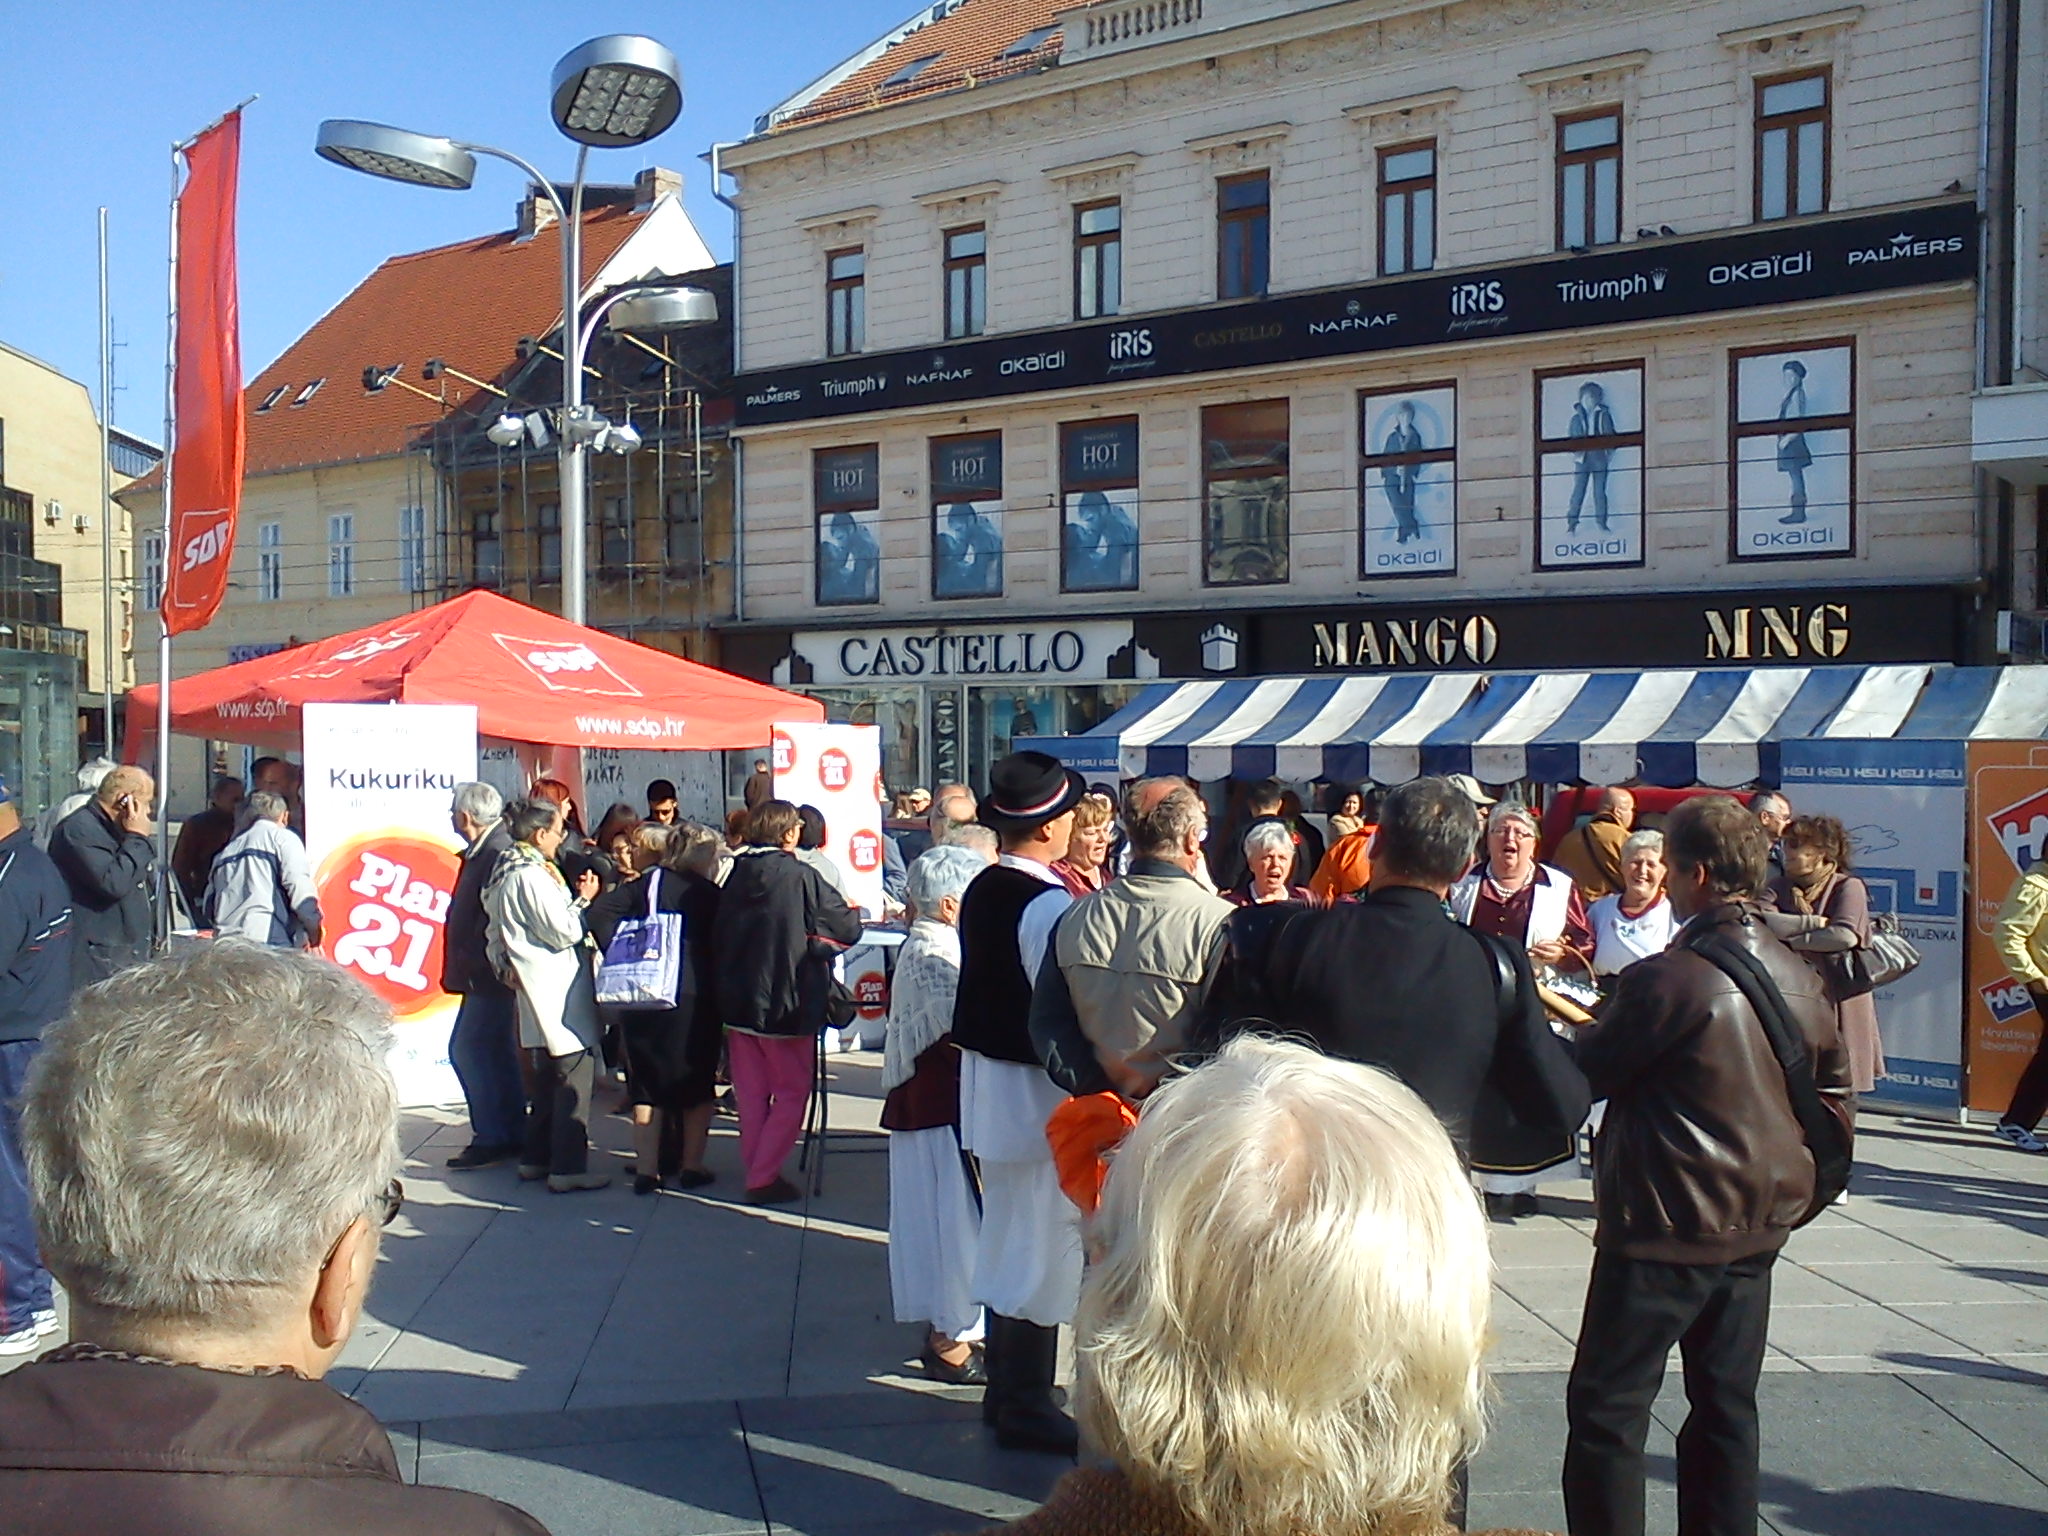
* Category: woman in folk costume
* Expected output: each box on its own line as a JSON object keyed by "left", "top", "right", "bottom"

{"left": 1448, "top": 799, "right": 1594, "bottom": 1221}
{"left": 882, "top": 844, "right": 996, "bottom": 1386}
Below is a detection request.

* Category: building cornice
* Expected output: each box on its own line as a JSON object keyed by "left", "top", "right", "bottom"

{"left": 1718, "top": 7, "right": 1864, "bottom": 49}
{"left": 1342, "top": 87, "right": 1464, "bottom": 125}
{"left": 1184, "top": 121, "right": 1292, "bottom": 154}
{"left": 1044, "top": 151, "right": 1143, "bottom": 181}
{"left": 1517, "top": 49, "right": 1652, "bottom": 88}
{"left": 913, "top": 179, "right": 1008, "bottom": 206}
{"left": 796, "top": 204, "right": 883, "bottom": 231}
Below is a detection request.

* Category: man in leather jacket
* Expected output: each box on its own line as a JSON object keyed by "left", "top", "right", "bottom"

{"left": 1563, "top": 793, "right": 1852, "bottom": 1536}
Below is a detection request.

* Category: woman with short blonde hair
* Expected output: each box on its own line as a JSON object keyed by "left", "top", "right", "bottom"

{"left": 981, "top": 1035, "right": 1548, "bottom": 1536}
{"left": 1050, "top": 792, "right": 1116, "bottom": 897}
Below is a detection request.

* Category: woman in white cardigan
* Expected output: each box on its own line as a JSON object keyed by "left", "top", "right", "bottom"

{"left": 882, "top": 842, "right": 996, "bottom": 1384}
{"left": 485, "top": 796, "right": 607, "bottom": 1192}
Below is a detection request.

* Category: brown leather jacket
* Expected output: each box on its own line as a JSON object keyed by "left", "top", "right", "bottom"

{"left": 1578, "top": 901, "right": 1853, "bottom": 1265}
{"left": 0, "top": 1348, "right": 549, "bottom": 1536}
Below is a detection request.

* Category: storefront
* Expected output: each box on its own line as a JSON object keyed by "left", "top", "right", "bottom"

{"left": 721, "top": 618, "right": 1155, "bottom": 791}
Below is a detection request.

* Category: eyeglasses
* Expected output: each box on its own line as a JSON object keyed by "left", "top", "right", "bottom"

{"left": 321, "top": 1177, "right": 405, "bottom": 1272}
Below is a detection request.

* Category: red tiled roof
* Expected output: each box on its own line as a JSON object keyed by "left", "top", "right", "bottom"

{"left": 779, "top": 0, "right": 1069, "bottom": 129}
{"left": 130, "top": 204, "right": 648, "bottom": 490}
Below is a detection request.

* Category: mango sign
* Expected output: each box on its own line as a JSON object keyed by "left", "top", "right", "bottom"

{"left": 316, "top": 832, "right": 461, "bottom": 1019}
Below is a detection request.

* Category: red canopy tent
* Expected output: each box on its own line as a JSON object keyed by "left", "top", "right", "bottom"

{"left": 127, "top": 589, "right": 821, "bottom": 757}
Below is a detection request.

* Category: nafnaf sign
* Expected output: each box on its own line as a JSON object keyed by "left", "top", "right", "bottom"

{"left": 735, "top": 201, "right": 1976, "bottom": 426}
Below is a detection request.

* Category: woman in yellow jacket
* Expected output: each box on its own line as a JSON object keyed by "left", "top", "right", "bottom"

{"left": 1992, "top": 859, "right": 2048, "bottom": 1153}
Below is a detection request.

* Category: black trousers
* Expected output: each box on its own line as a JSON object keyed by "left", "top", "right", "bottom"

{"left": 2000, "top": 996, "right": 2048, "bottom": 1130}
{"left": 1563, "top": 1247, "right": 1777, "bottom": 1536}
{"left": 523, "top": 1048, "right": 595, "bottom": 1176}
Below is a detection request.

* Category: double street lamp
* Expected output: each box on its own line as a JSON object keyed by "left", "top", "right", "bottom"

{"left": 316, "top": 35, "right": 714, "bottom": 626}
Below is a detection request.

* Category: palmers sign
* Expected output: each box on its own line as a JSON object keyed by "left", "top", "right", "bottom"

{"left": 1248, "top": 587, "right": 1967, "bottom": 675}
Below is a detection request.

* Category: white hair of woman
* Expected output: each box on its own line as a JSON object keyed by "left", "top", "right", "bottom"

{"left": 904, "top": 841, "right": 990, "bottom": 920}
{"left": 1486, "top": 799, "right": 1541, "bottom": 837}
{"left": 22, "top": 942, "right": 399, "bottom": 1335}
{"left": 1240, "top": 819, "right": 1296, "bottom": 859}
{"left": 1076, "top": 1034, "right": 1491, "bottom": 1536}
{"left": 1619, "top": 827, "right": 1664, "bottom": 866}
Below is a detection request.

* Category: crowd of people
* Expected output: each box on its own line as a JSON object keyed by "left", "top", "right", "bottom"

{"left": 1, "top": 747, "right": 2043, "bottom": 1536}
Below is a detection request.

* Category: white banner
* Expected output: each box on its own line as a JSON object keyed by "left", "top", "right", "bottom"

{"left": 303, "top": 703, "right": 478, "bottom": 1107}
{"left": 772, "top": 721, "right": 886, "bottom": 918}
{"left": 1779, "top": 740, "right": 1966, "bottom": 1110}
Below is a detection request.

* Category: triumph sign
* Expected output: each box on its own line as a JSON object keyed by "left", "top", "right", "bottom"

{"left": 734, "top": 201, "right": 1975, "bottom": 426}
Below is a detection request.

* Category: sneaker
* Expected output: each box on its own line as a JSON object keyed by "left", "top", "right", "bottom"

{"left": 32, "top": 1309, "right": 59, "bottom": 1337}
{"left": 0, "top": 1323, "right": 45, "bottom": 1358}
{"left": 546, "top": 1171, "right": 612, "bottom": 1193}
{"left": 516, "top": 1163, "right": 548, "bottom": 1181}
{"left": 1993, "top": 1121, "right": 2048, "bottom": 1154}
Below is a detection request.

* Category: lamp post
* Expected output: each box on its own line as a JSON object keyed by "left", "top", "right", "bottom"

{"left": 315, "top": 34, "right": 683, "bottom": 627}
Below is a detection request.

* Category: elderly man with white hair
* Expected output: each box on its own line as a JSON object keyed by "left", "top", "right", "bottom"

{"left": 442, "top": 781, "right": 522, "bottom": 1171}
{"left": 0, "top": 944, "right": 548, "bottom": 1534}
{"left": 977, "top": 1034, "right": 1553, "bottom": 1536}
{"left": 1450, "top": 798, "right": 1595, "bottom": 1221}
{"left": 883, "top": 842, "right": 996, "bottom": 1385}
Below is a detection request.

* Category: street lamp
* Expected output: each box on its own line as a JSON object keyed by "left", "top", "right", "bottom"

{"left": 315, "top": 33, "right": 685, "bottom": 626}
{"left": 558, "top": 281, "right": 718, "bottom": 453}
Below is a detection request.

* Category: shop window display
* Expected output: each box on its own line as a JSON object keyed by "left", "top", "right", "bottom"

{"left": 1730, "top": 341, "right": 1854, "bottom": 562}
{"left": 1202, "top": 400, "right": 1290, "bottom": 587}
{"left": 1359, "top": 385, "right": 1457, "bottom": 579}
{"left": 1535, "top": 364, "right": 1644, "bottom": 570}
{"left": 1061, "top": 417, "right": 1140, "bottom": 593}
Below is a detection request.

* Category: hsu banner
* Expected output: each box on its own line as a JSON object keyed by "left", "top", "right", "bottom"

{"left": 303, "top": 702, "right": 478, "bottom": 1106}
{"left": 1779, "top": 739, "right": 1966, "bottom": 1111}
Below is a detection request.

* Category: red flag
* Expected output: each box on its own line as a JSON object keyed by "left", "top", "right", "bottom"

{"left": 161, "top": 112, "right": 244, "bottom": 637}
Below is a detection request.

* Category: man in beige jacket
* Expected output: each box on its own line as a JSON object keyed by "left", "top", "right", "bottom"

{"left": 1992, "top": 859, "right": 2048, "bottom": 1153}
{"left": 1030, "top": 778, "right": 1234, "bottom": 1097}
{"left": 1551, "top": 786, "right": 1635, "bottom": 902}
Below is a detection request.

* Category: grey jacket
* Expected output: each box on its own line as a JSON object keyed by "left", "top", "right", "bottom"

{"left": 207, "top": 817, "right": 321, "bottom": 947}
{"left": 1031, "top": 858, "right": 1233, "bottom": 1093}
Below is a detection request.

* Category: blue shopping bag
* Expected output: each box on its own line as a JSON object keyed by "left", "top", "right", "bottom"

{"left": 595, "top": 869, "right": 685, "bottom": 1009}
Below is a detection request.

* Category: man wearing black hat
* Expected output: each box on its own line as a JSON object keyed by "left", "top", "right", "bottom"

{"left": 951, "top": 751, "right": 1085, "bottom": 1455}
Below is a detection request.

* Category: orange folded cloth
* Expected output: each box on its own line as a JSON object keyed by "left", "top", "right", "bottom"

{"left": 1047, "top": 1092, "right": 1140, "bottom": 1215}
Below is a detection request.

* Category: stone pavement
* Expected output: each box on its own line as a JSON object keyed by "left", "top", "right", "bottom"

{"left": 13, "top": 1052, "right": 2048, "bottom": 1533}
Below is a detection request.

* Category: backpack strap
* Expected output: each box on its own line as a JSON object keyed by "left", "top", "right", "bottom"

{"left": 1685, "top": 926, "right": 1852, "bottom": 1211}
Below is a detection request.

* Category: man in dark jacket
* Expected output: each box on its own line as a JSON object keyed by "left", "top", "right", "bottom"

{"left": 47, "top": 765, "right": 157, "bottom": 986}
{"left": 0, "top": 775, "right": 73, "bottom": 1356}
{"left": 1199, "top": 775, "right": 1590, "bottom": 1167}
{"left": 1562, "top": 793, "right": 1851, "bottom": 1536}
{"left": 442, "top": 782, "right": 522, "bottom": 1170}
{"left": 710, "top": 800, "right": 861, "bottom": 1204}
{"left": 0, "top": 942, "right": 547, "bottom": 1535}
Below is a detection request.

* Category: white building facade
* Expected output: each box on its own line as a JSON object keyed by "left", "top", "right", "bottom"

{"left": 719, "top": 0, "right": 2033, "bottom": 791}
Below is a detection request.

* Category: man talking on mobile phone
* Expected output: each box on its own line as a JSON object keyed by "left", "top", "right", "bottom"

{"left": 48, "top": 766, "right": 158, "bottom": 987}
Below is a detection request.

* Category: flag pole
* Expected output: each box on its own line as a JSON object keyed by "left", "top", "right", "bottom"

{"left": 97, "top": 207, "right": 115, "bottom": 758}
{"left": 154, "top": 141, "right": 181, "bottom": 940}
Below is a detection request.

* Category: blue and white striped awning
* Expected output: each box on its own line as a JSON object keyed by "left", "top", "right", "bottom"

{"left": 1021, "top": 666, "right": 2048, "bottom": 788}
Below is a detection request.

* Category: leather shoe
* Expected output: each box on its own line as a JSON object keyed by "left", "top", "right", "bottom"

{"left": 921, "top": 1340, "right": 987, "bottom": 1386}
{"left": 446, "top": 1142, "right": 516, "bottom": 1171}
{"left": 746, "top": 1175, "right": 803, "bottom": 1206}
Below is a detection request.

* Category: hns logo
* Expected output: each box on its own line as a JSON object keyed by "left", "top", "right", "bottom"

{"left": 1985, "top": 787, "right": 2048, "bottom": 875}
{"left": 1979, "top": 975, "right": 2037, "bottom": 1024}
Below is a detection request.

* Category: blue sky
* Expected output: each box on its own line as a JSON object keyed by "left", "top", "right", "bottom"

{"left": 1, "top": 1, "right": 923, "bottom": 436}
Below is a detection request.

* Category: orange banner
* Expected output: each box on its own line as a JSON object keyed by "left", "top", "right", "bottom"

{"left": 161, "top": 112, "right": 245, "bottom": 637}
{"left": 1963, "top": 742, "right": 2048, "bottom": 1112}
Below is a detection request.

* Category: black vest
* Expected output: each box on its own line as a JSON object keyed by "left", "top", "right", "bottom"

{"left": 952, "top": 864, "right": 1055, "bottom": 1065}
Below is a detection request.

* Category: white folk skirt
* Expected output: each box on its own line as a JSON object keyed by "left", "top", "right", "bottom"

{"left": 887, "top": 1126, "right": 983, "bottom": 1341}
{"left": 959, "top": 1051, "right": 1082, "bottom": 1327}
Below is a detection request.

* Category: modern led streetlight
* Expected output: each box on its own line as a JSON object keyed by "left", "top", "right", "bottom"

{"left": 315, "top": 34, "right": 685, "bottom": 625}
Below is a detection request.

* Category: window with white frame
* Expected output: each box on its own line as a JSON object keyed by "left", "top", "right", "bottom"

{"left": 327, "top": 512, "right": 355, "bottom": 597}
{"left": 258, "top": 521, "right": 283, "bottom": 602}
{"left": 398, "top": 506, "right": 430, "bottom": 593}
